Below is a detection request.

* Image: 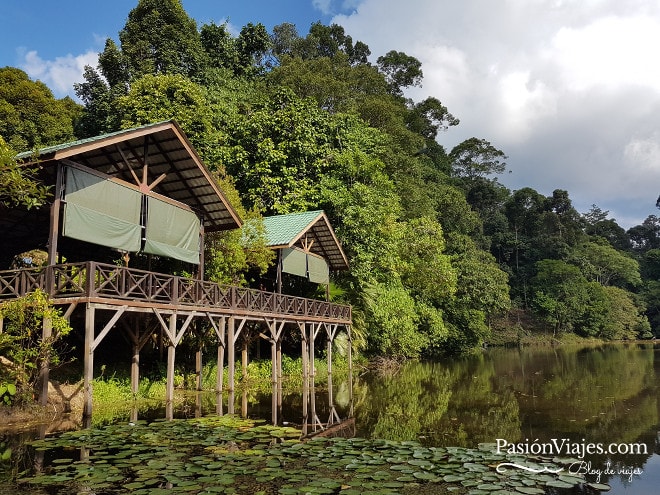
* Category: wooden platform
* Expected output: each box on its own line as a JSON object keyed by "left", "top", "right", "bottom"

{"left": 0, "top": 262, "right": 353, "bottom": 420}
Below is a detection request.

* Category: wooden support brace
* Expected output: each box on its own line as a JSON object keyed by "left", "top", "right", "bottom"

{"left": 91, "top": 306, "right": 127, "bottom": 352}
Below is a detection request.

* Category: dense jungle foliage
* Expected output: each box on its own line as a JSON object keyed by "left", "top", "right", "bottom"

{"left": 1, "top": 0, "right": 659, "bottom": 359}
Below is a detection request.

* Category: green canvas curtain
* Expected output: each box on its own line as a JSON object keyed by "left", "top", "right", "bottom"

{"left": 281, "top": 247, "right": 329, "bottom": 284}
{"left": 143, "top": 196, "right": 201, "bottom": 265}
{"left": 63, "top": 166, "right": 142, "bottom": 252}
{"left": 307, "top": 252, "right": 329, "bottom": 284}
{"left": 282, "top": 247, "right": 307, "bottom": 278}
{"left": 62, "top": 166, "right": 202, "bottom": 264}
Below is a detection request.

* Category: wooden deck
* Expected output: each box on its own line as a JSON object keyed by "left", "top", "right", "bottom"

{"left": 0, "top": 262, "right": 353, "bottom": 421}
{"left": 0, "top": 261, "right": 351, "bottom": 323}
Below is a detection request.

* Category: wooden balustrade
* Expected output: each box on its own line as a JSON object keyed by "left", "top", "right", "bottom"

{"left": 0, "top": 262, "right": 351, "bottom": 322}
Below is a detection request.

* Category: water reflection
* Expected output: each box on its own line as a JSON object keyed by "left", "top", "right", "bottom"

{"left": 352, "top": 343, "right": 660, "bottom": 490}
{"left": 4, "top": 344, "right": 660, "bottom": 494}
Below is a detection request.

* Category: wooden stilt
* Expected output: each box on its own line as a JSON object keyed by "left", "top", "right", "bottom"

{"left": 301, "top": 371, "right": 309, "bottom": 436}
{"left": 195, "top": 347, "right": 203, "bottom": 392}
{"left": 276, "top": 337, "right": 282, "bottom": 382}
{"left": 82, "top": 305, "right": 95, "bottom": 420}
{"left": 347, "top": 325, "right": 353, "bottom": 415}
{"left": 276, "top": 338, "right": 282, "bottom": 411}
{"left": 131, "top": 344, "right": 140, "bottom": 395}
{"left": 208, "top": 315, "right": 226, "bottom": 395}
{"left": 271, "top": 378, "right": 278, "bottom": 425}
{"left": 309, "top": 323, "right": 316, "bottom": 377}
{"left": 165, "top": 314, "right": 176, "bottom": 420}
{"left": 217, "top": 343, "right": 225, "bottom": 394}
{"left": 326, "top": 325, "right": 333, "bottom": 377}
{"left": 39, "top": 317, "right": 52, "bottom": 406}
{"left": 300, "top": 323, "right": 309, "bottom": 380}
{"left": 241, "top": 337, "right": 248, "bottom": 383}
{"left": 227, "top": 317, "right": 235, "bottom": 414}
{"left": 166, "top": 345, "right": 175, "bottom": 421}
{"left": 270, "top": 337, "right": 277, "bottom": 387}
{"left": 122, "top": 318, "right": 151, "bottom": 396}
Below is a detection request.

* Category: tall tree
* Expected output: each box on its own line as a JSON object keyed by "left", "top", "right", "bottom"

{"left": 118, "top": 0, "right": 205, "bottom": 80}
{"left": 0, "top": 67, "right": 80, "bottom": 150}
{"left": 377, "top": 50, "right": 423, "bottom": 96}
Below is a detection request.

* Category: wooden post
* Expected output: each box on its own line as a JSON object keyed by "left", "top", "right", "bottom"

{"left": 38, "top": 317, "right": 52, "bottom": 406}
{"left": 242, "top": 389, "right": 248, "bottom": 418}
{"left": 271, "top": 378, "right": 278, "bottom": 425}
{"left": 195, "top": 347, "right": 203, "bottom": 392}
{"left": 270, "top": 328, "right": 277, "bottom": 387}
{"left": 301, "top": 323, "right": 309, "bottom": 381}
{"left": 241, "top": 337, "right": 248, "bottom": 383}
{"left": 165, "top": 315, "right": 176, "bottom": 421}
{"left": 276, "top": 338, "right": 282, "bottom": 384}
{"left": 276, "top": 249, "right": 282, "bottom": 294}
{"left": 82, "top": 305, "right": 95, "bottom": 420}
{"left": 347, "top": 325, "right": 353, "bottom": 415}
{"left": 227, "top": 317, "right": 235, "bottom": 414}
{"left": 301, "top": 369, "right": 309, "bottom": 436}
{"left": 347, "top": 325, "right": 353, "bottom": 378}
{"left": 309, "top": 323, "right": 316, "bottom": 378}
{"left": 131, "top": 343, "right": 140, "bottom": 395}
{"left": 326, "top": 326, "right": 333, "bottom": 377}
{"left": 276, "top": 336, "right": 282, "bottom": 412}
{"left": 47, "top": 163, "right": 64, "bottom": 267}
{"left": 166, "top": 345, "right": 175, "bottom": 421}
{"left": 217, "top": 340, "right": 225, "bottom": 394}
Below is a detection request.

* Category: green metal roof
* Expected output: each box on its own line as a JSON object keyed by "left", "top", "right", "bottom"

{"left": 263, "top": 210, "right": 323, "bottom": 246}
{"left": 15, "top": 121, "right": 172, "bottom": 160}
{"left": 12, "top": 120, "right": 242, "bottom": 232}
{"left": 262, "top": 210, "right": 349, "bottom": 271}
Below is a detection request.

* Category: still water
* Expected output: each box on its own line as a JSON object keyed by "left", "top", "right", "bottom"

{"left": 351, "top": 343, "right": 660, "bottom": 494}
{"left": 3, "top": 343, "right": 660, "bottom": 493}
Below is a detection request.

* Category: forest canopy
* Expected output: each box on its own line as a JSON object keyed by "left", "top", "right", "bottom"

{"left": 1, "top": 0, "right": 657, "bottom": 358}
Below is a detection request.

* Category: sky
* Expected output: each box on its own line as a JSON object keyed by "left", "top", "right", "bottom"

{"left": 2, "top": 0, "right": 660, "bottom": 229}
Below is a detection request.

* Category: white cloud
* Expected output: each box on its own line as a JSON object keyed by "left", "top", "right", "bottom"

{"left": 312, "top": 0, "right": 333, "bottom": 16}
{"left": 548, "top": 15, "right": 660, "bottom": 92}
{"left": 333, "top": 0, "right": 660, "bottom": 227}
{"left": 19, "top": 49, "right": 98, "bottom": 99}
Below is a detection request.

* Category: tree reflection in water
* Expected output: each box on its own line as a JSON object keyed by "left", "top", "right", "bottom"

{"left": 353, "top": 343, "right": 660, "bottom": 487}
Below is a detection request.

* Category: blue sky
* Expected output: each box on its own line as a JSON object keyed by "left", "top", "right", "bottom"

{"left": 3, "top": 0, "right": 660, "bottom": 228}
{"left": 1, "top": 1, "right": 340, "bottom": 71}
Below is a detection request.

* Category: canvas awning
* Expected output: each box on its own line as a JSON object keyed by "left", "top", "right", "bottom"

{"left": 262, "top": 210, "right": 349, "bottom": 283}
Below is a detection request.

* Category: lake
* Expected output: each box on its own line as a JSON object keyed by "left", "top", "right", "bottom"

{"left": 2, "top": 342, "right": 659, "bottom": 494}
{"left": 350, "top": 343, "right": 660, "bottom": 494}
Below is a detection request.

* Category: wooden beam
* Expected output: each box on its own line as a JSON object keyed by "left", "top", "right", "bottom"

{"left": 38, "top": 317, "right": 52, "bottom": 406}
{"left": 82, "top": 304, "right": 95, "bottom": 419}
{"left": 91, "top": 306, "right": 127, "bottom": 352}
{"left": 63, "top": 302, "right": 78, "bottom": 320}
{"left": 227, "top": 317, "right": 235, "bottom": 414}
{"left": 47, "top": 162, "right": 64, "bottom": 268}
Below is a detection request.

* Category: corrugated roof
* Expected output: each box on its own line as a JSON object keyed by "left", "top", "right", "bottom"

{"left": 262, "top": 211, "right": 349, "bottom": 271}
{"left": 15, "top": 120, "right": 242, "bottom": 232}
{"left": 15, "top": 121, "right": 172, "bottom": 161}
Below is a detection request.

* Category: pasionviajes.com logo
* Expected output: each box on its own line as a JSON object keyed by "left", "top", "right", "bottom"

{"left": 494, "top": 438, "right": 646, "bottom": 482}
{"left": 495, "top": 438, "right": 648, "bottom": 459}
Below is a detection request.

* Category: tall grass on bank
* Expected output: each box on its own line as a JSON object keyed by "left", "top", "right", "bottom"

{"left": 87, "top": 355, "right": 351, "bottom": 422}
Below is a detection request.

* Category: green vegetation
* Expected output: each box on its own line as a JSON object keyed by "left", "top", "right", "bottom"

{"left": 2, "top": 0, "right": 659, "bottom": 363}
{"left": 16, "top": 415, "right": 599, "bottom": 494}
{"left": 0, "top": 290, "right": 72, "bottom": 404}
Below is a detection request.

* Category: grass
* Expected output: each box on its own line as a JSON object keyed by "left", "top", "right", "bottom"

{"left": 76, "top": 354, "right": 352, "bottom": 425}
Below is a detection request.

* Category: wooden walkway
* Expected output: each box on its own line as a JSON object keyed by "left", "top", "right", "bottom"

{"left": 0, "top": 262, "right": 352, "bottom": 420}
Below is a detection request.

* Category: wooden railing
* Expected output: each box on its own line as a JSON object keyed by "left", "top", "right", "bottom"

{"left": 0, "top": 262, "right": 351, "bottom": 323}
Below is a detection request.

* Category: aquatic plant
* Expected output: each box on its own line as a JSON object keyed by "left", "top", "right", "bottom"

{"left": 15, "top": 415, "right": 610, "bottom": 494}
